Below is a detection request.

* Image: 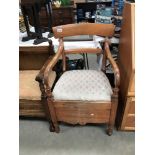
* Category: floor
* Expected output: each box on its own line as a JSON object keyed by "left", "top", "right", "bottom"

{"left": 19, "top": 119, "right": 135, "bottom": 155}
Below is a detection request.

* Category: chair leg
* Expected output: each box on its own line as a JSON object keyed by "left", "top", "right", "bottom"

{"left": 107, "top": 125, "right": 113, "bottom": 136}
{"left": 47, "top": 97, "right": 60, "bottom": 133}
{"left": 107, "top": 89, "right": 119, "bottom": 136}
{"left": 53, "top": 122, "right": 60, "bottom": 133}
{"left": 49, "top": 121, "right": 55, "bottom": 132}
{"left": 41, "top": 95, "right": 56, "bottom": 132}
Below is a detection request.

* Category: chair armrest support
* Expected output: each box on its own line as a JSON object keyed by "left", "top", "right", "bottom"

{"left": 44, "top": 39, "right": 64, "bottom": 88}
{"left": 35, "top": 55, "right": 55, "bottom": 83}
{"left": 104, "top": 41, "right": 120, "bottom": 88}
{"left": 35, "top": 40, "right": 55, "bottom": 83}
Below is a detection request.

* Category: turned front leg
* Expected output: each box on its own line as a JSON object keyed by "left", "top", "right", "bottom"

{"left": 107, "top": 88, "right": 119, "bottom": 136}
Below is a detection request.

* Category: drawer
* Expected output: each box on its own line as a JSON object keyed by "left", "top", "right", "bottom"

{"left": 53, "top": 18, "right": 73, "bottom": 26}
{"left": 53, "top": 9, "right": 72, "bottom": 18}
{"left": 54, "top": 102, "right": 111, "bottom": 124}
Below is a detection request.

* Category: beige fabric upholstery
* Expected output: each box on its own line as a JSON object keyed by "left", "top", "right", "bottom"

{"left": 53, "top": 70, "right": 112, "bottom": 101}
{"left": 19, "top": 70, "right": 56, "bottom": 100}
{"left": 64, "top": 41, "right": 102, "bottom": 50}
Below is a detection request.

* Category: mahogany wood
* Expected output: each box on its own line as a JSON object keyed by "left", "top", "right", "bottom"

{"left": 19, "top": 99, "right": 45, "bottom": 117}
{"left": 104, "top": 41, "right": 120, "bottom": 87}
{"left": 54, "top": 101, "right": 111, "bottom": 125}
{"left": 52, "top": 23, "right": 115, "bottom": 38}
{"left": 36, "top": 23, "right": 120, "bottom": 135}
{"left": 64, "top": 48, "right": 102, "bottom": 54}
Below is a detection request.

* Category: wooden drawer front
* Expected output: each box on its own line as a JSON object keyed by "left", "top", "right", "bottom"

{"left": 53, "top": 18, "right": 73, "bottom": 26}
{"left": 54, "top": 102, "right": 111, "bottom": 124}
{"left": 53, "top": 9, "right": 72, "bottom": 18}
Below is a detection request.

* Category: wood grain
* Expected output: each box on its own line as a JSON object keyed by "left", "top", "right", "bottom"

{"left": 116, "top": 2, "right": 135, "bottom": 131}
{"left": 52, "top": 23, "right": 115, "bottom": 38}
{"left": 54, "top": 101, "right": 111, "bottom": 124}
{"left": 35, "top": 23, "right": 120, "bottom": 134}
{"left": 19, "top": 99, "right": 45, "bottom": 117}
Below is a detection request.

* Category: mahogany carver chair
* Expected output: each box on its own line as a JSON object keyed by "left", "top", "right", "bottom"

{"left": 36, "top": 23, "right": 120, "bottom": 135}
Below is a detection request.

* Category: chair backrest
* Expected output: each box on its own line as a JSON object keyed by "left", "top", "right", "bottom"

{"left": 52, "top": 23, "right": 115, "bottom": 38}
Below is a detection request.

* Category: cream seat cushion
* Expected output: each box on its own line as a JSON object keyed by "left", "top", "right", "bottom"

{"left": 64, "top": 41, "right": 102, "bottom": 50}
{"left": 19, "top": 70, "right": 56, "bottom": 100}
{"left": 53, "top": 70, "right": 112, "bottom": 101}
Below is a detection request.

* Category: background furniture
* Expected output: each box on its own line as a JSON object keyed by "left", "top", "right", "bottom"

{"left": 76, "top": 2, "right": 112, "bottom": 23}
{"left": 52, "top": 6, "right": 74, "bottom": 26}
{"left": 20, "top": 0, "right": 52, "bottom": 44}
{"left": 36, "top": 5, "right": 74, "bottom": 27}
{"left": 19, "top": 42, "right": 55, "bottom": 118}
{"left": 116, "top": 2, "right": 135, "bottom": 131}
{"left": 37, "top": 23, "right": 120, "bottom": 135}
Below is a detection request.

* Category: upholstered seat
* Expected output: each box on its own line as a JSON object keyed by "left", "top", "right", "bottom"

{"left": 53, "top": 70, "right": 112, "bottom": 101}
{"left": 19, "top": 70, "right": 56, "bottom": 100}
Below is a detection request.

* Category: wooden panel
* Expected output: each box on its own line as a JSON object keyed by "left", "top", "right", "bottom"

{"left": 64, "top": 48, "right": 102, "bottom": 54}
{"left": 19, "top": 53, "right": 49, "bottom": 70}
{"left": 52, "top": 6, "right": 74, "bottom": 26}
{"left": 124, "top": 115, "right": 135, "bottom": 129}
{"left": 116, "top": 2, "right": 135, "bottom": 131}
{"left": 53, "top": 9, "right": 72, "bottom": 18}
{"left": 128, "top": 97, "right": 135, "bottom": 114}
{"left": 129, "top": 72, "right": 135, "bottom": 92}
{"left": 54, "top": 102, "right": 111, "bottom": 124}
{"left": 19, "top": 99, "right": 46, "bottom": 117}
{"left": 120, "top": 97, "right": 135, "bottom": 130}
{"left": 118, "top": 2, "right": 135, "bottom": 101}
{"left": 19, "top": 46, "right": 49, "bottom": 53}
{"left": 53, "top": 18, "right": 73, "bottom": 26}
{"left": 52, "top": 23, "right": 115, "bottom": 38}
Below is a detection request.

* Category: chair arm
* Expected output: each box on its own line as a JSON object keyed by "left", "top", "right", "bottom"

{"left": 35, "top": 39, "right": 63, "bottom": 82}
{"left": 35, "top": 40, "right": 55, "bottom": 83}
{"left": 35, "top": 55, "right": 55, "bottom": 83}
{"left": 43, "top": 39, "right": 64, "bottom": 88}
{"left": 104, "top": 41, "right": 120, "bottom": 88}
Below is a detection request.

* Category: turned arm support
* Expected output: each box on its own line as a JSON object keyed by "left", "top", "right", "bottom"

{"left": 35, "top": 55, "right": 55, "bottom": 83}
{"left": 35, "top": 40, "right": 55, "bottom": 83}
{"left": 104, "top": 41, "right": 120, "bottom": 88}
{"left": 43, "top": 39, "right": 64, "bottom": 88}
{"left": 35, "top": 39, "right": 63, "bottom": 83}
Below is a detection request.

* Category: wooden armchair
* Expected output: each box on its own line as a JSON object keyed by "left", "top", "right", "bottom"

{"left": 36, "top": 23, "right": 120, "bottom": 135}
